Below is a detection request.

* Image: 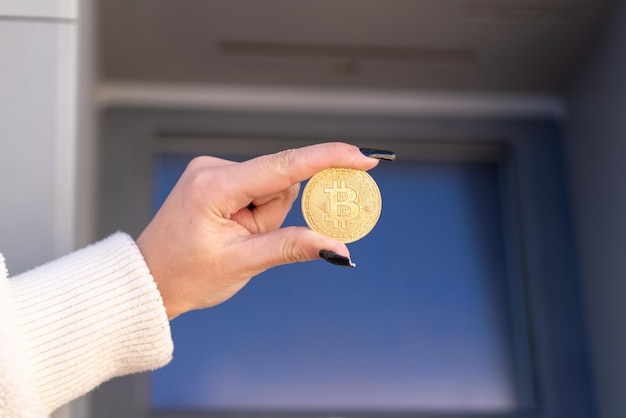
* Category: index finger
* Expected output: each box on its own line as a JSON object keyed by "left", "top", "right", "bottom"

{"left": 223, "top": 142, "right": 383, "bottom": 202}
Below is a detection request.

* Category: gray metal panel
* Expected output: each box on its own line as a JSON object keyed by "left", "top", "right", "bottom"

{"left": 0, "top": 0, "right": 76, "bottom": 19}
{"left": 567, "top": 2, "right": 626, "bottom": 418}
{"left": 0, "top": 19, "right": 77, "bottom": 274}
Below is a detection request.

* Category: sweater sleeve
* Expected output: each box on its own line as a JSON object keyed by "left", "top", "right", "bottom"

{"left": 0, "top": 232, "right": 173, "bottom": 416}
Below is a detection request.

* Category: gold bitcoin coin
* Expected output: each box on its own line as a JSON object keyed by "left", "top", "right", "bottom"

{"left": 301, "top": 168, "right": 382, "bottom": 243}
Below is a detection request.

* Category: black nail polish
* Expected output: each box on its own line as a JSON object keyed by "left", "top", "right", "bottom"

{"left": 319, "top": 250, "right": 356, "bottom": 268}
{"left": 360, "top": 148, "right": 396, "bottom": 161}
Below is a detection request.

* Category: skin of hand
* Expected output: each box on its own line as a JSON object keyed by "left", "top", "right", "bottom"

{"left": 136, "top": 142, "right": 380, "bottom": 320}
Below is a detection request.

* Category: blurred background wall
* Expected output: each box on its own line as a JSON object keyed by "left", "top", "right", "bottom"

{"left": 0, "top": 0, "right": 78, "bottom": 275}
{"left": 1, "top": 1, "right": 626, "bottom": 417}
{"left": 567, "top": 3, "right": 626, "bottom": 417}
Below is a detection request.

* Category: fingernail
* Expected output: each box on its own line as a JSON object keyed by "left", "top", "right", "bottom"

{"left": 360, "top": 148, "right": 396, "bottom": 161}
{"left": 319, "top": 250, "right": 356, "bottom": 268}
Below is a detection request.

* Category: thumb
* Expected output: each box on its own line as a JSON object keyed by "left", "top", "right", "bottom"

{"left": 237, "top": 226, "right": 355, "bottom": 273}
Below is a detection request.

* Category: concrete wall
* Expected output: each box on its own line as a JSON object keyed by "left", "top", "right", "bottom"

{"left": 566, "top": 2, "right": 626, "bottom": 418}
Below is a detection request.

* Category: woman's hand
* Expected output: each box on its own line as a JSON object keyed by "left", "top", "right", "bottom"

{"left": 136, "top": 142, "right": 391, "bottom": 320}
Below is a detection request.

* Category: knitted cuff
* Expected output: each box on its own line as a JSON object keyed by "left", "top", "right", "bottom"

{"left": 0, "top": 253, "right": 47, "bottom": 417}
{"left": 8, "top": 232, "right": 173, "bottom": 414}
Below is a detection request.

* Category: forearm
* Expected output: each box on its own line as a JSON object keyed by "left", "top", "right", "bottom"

{"left": 4, "top": 232, "right": 173, "bottom": 414}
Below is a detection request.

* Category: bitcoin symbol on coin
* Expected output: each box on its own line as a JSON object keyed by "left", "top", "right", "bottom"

{"left": 324, "top": 180, "right": 360, "bottom": 229}
{"left": 301, "top": 168, "right": 382, "bottom": 243}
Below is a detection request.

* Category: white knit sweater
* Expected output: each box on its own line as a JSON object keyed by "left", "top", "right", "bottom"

{"left": 0, "top": 232, "right": 173, "bottom": 417}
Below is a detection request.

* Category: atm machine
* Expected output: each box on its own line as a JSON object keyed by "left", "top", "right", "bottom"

{"left": 72, "top": 1, "right": 626, "bottom": 417}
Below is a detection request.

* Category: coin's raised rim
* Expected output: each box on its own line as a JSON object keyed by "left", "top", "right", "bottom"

{"left": 301, "top": 168, "right": 382, "bottom": 243}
